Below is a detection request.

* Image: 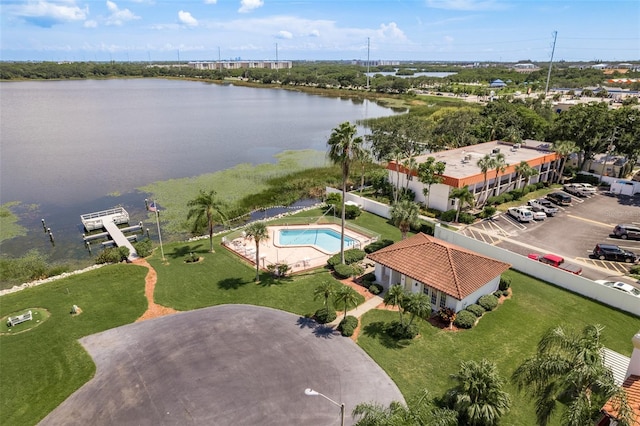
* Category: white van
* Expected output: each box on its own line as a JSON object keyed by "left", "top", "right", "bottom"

{"left": 507, "top": 207, "right": 534, "bottom": 222}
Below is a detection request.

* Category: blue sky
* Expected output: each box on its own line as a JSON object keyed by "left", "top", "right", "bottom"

{"left": 1, "top": 0, "right": 638, "bottom": 62}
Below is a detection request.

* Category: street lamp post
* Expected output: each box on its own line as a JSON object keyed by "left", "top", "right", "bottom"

{"left": 304, "top": 388, "right": 345, "bottom": 426}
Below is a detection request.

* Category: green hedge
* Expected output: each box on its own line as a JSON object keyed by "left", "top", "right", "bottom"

{"left": 454, "top": 310, "right": 476, "bottom": 329}
{"left": 327, "top": 249, "right": 366, "bottom": 267}
{"left": 314, "top": 307, "right": 337, "bottom": 324}
{"left": 333, "top": 264, "right": 356, "bottom": 279}
{"left": 478, "top": 294, "right": 499, "bottom": 311}
{"left": 465, "top": 304, "right": 486, "bottom": 318}
{"left": 338, "top": 315, "right": 359, "bottom": 336}
{"left": 364, "top": 239, "right": 395, "bottom": 254}
{"left": 499, "top": 276, "right": 511, "bottom": 290}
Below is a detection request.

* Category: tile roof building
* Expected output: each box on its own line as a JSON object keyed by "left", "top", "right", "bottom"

{"left": 387, "top": 140, "right": 559, "bottom": 211}
{"left": 367, "top": 233, "right": 511, "bottom": 313}
{"left": 600, "top": 331, "right": 640, "bottom": 425}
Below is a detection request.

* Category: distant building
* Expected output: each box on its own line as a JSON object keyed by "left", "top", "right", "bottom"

{"left": 512, "top": 63, "right": 539, "bottom": 73}
{"left": 489, "top": 79, "right": 506, "bottom": 88}
{"left": 188, "top": 61, "right": 292, "bottom": 70}
{"left": 387, "top": 140, "right": 559, "bottom": 211}
{"left": 351, "top": 60, "right": 401, "bottom": 66}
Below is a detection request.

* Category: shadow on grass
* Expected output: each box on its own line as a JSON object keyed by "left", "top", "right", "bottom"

{"left": 296, "top": 317, "right": 338, "bottom": 339}
{"left": 169, "top": 244, "right": 205, "bottom": 259}
{"left": 218, "top": 277, "right": 251, "bottom": 290}
{"left": 257, "top": 274, "right": 293, "bottom": 287}
{"left": 362, "top": 321, "right": 411, "bottom": 349}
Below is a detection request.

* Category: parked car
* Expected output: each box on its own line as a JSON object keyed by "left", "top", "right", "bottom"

{"left": 528, "top": 253, "right": 583, "bottom": 275}
{"left": 507, "top": 207, "right": 533, "bottom": 222}
{"left": 520, "top": 206, "right": 546, "bottom": 220}
{"left": 546, "top": 192, "right": 572, "bottom": 206}
{"left": 527, "top": 198, "right": 558, "bottom": 216}
{"left": 613, "top": 224, "right": 640, "bottom": 240}
{"left": 594, "top": 280, "right": 640, "bottom": 297}
{"left": 563, "top": 183, "right": 596, "bottom": 196}
{"left": 592, "top": 243, "right": 638, "bottom": 263}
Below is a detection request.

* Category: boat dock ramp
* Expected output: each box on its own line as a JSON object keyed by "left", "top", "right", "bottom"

{"left": 80, "top": 207, "right": 141, "bottom": 261}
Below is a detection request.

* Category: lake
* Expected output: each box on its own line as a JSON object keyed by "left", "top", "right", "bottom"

{"left": 0, "top": 79, "right": 397, "bottom": 263}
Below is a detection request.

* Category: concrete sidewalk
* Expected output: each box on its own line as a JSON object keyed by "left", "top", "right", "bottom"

{"left": 329, "top": 294, "right": 384, "bottom": 326}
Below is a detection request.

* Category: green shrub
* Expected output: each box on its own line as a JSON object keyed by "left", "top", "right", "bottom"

{"left": 314, "top": 307, "right": 337, "bottom": 324}
{"left": 458, "top": 212, "right": 476, "bottom": 224}
{"left": 485, "top": 195, "right": 501, "bottom": 205}
{"left": 440, "top": 209, "right": 457, "bottom": 222}
{"left": 629, "top": 265, "right": 640, "bottom": 275}
{"left": 416, "top": 222, "right": 435, "bottom": 236}
{"left": 536, "top": 182, "right": 546, "bottom": 189}
{"left": 478, "top": 294, "right": 499, "bottom": 311}
{"left": 575, "top": 173, "right": 601, "bottom": 185}
{"left": 437, "top": 307, "right": 456, "bottom": 324}
{"left": 502, "top": 289, "right": 510, "bottom": 297}
{"left": 509, "top": 189, "right": 524, "bottom": 200}
{"left": 333, "top": 264, "right": 355, "bottom": 279}
{"left": 338, "top": 315, "right": 359, "bottom": 336}
{"left": 95, "top": 247, "right": 129, "bottom": 264}
{"left": 133, "top": 238, "right": 153, "bottom": 257}
{"left": 493, "top": 290, "right": 503, "bottom": 298}
{"left": 499, "top": 276, "right": 511, "bottom": 290}
{"left": 480, "top": 206, "right": 497, "bottom": 218}
{"left": 501, "top": 193, "right": 513, "bottom": 202}
{"left": 368, "top": 283, "right": 383, "bottom": 295}
{"left": 327, "top": 249, "right": 366, "bottom": 267}
{"left": 454, "top": 310, "right": 476, "bottom": 329}
{"left": 342, "top": 204, "right": 362, "bottom": 219}
{"left": 361, "top": 272, "right": 376, "bottom": 283}
{"left": 386, "top": 320, "right": 419, "bottom": 339}
{"left": 465, "top": 304, "right": 486, "bottom": 317}
{"left": 364, "top": 239, "right": 394, "bottom": 254}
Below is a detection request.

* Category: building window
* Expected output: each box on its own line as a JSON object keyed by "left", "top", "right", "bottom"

{"left": 439, "top": 292, "right": 446, "bottom": 308}
{"left": 431, "top": 290, "right": 437, "bottom": 305}
{"left": 422, "top": 285, "right": 429, "bottom": 296}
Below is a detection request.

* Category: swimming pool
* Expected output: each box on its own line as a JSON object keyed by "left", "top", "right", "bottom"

{"left": 278, "top": 228, "right": 357, "bottom": 253}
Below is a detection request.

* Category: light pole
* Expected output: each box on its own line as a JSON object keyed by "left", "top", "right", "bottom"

{"left": 304, "top": 388, "right": 345, "bottom": 426}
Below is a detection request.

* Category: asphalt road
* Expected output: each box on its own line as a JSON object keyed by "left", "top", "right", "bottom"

{"left": 464, "top": 190, "right": 640, "bottom": 286}
{"left": 39, "top": 305, "right": 405, "bottom": 426}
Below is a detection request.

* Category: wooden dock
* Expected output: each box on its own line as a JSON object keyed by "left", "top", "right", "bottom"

{"left": 80, "top": 208, "right": 138, "bottom": 260}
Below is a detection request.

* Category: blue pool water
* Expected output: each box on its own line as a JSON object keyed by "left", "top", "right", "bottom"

{"left": 278, "top": 228, "right": 357, "bottom": 253}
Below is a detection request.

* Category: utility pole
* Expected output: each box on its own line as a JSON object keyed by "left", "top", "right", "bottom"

{"left": 366, "top": 37, "right": 370, "bottom": 90}
{"left": 544, "top": 31, "right": 557, "bottom": 96}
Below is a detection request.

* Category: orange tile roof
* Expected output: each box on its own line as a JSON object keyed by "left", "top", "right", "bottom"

{"left": 366, "top": 233, "right": 511, "bottom": 300}
{"left": 602, "top": 375, "right": 640, "bottom": 422}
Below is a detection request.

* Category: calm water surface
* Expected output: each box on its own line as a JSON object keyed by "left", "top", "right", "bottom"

{"left": 0, "top": 79, "right": 396, "bottom": 262}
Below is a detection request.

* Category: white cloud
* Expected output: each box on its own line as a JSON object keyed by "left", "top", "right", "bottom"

{"left": 84, "top": 20, "right": 98, "bottom": 28}
{"left": 12, "top": 0, "right": 88, "bottom": 27}
{"left": 105, "top": 1, "right": 140, "bottom": 26}
{"left": 238, "top": 0, "right": 264, "bottom": 14}
{"left": 376, "top": 22, "right": 407, "bottom": 40}
{"left": 276, "top": 30, "right": 293, "bottom": 39}
{"left": 308, "top": 29, "right": 320, "bottom": 37}
{"left": 204, "top": 0, "right": 218, "bottom": 4}
{"left": 426, "top": 0, "right": 506, "bottom": 11}
{"left": 178, "top": 10, "right": 198, "bottom": 27}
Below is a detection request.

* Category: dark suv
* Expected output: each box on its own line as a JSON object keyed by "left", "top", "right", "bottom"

{"left": 613, "top": 224, "right": 640, "bottom": 240}
{"left": 593, "top": 243, "right": 638, "bottom": 263}
{"left": 546, "top": 192, "right": 572, "bottom": 206}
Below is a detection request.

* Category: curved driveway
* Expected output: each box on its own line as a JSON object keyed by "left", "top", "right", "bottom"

{"left": 39, "top": 305, "right": 404, "bottom": 426}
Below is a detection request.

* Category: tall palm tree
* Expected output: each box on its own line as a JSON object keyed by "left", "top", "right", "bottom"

{"left": 355, "top": 148, "right": 373, "bottom": 196}
{"left": 552, "top": 140, "right": 579, "bottom": 183}
{"left": 449, "top": 186, "right": 475, "bottom": 223}
{"left": 313, "top": 280, "right": 337, "bottom": 309}
{"left": 187, "top": 189, "right": 226, "bottom": 253}
{"left": 383, "top": 284, "right": 406, "bottom": 326}
{"left": 446, "top": 359, "right": 511, "bottom": 426}
{"left": 491, "top": 152, "right": 507, "bottom": 196}
{"left": 476, "top": 154, "right": 495, "bottom": 206}
{"left": 244, "top": 221, "right": 269, "bottom": 282}
{"left": 390, "top": 200, "right": 421, "bottom": 240}
{"left": 511, "top": 324, "right": 625, "bottom": 426}
{"left": 401, "top": 156, "right": 417, "bottom": 193}
{"left": 335, "top": 285, "right": 359, "bottom": 320}
{"left": 514, "top": 161, "right": 538, "bottom": 189}
{"left": 327, "top": 121, "right": 364, "bottom": 264}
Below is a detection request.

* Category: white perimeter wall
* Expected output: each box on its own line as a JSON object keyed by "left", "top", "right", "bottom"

{"left": 326, "top": 187, "right": 391, "bottom": 219}
{"left": 434, "top": 224, "right": 640, "bottom": 317}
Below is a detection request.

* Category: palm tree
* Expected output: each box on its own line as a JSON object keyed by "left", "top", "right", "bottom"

{"left": 403, "top": 292, "right": 431, "bottom": 327}
{"left": 401, "top": 156, "right": 417, "bottom": 193}
{"left": 187, "top": 189, "right": 226, "bottom": 253}
{"left": 514, "top": 161, "right": 538, "bottom": 189}
{"left": 491, "top": 152, "right": 507, "bottom": 196}
{"left": 355, "top": 148, "right": 373, "bottom": 196}
{"left": 552, "top": 140, "right": 579, "bottom": 183}
{"left": 327, "top": 121, "right": 364, "bottom": 264}
{"left": 390, "top": 200, "right": 421, "bottom": 240}
{"left": 334, "top": 285, "right": 359, "bottom": 320}
{"left": 383, "top": 284, "right": 406, "bottom": 326}
{"left": 244, "top": 221, "right": 269, "bottom": 282}
{"left": 449, "top": 185, "right": 475, "bottom": 223}
{"left": 446, "top": 359, "right": 511, "bottom": 426}
{"left": 476, "top": 154, "right": 495, "bottom": 206}
{"left": 313, "top": 280, "right": 337, "bottom": 309}
{"left": 511, "top": 324, "right": 625, "bottom": 426}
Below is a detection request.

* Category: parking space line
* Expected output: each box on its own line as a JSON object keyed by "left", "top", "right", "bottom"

{"left": 501, "top": 213, "right": 527, "bottom": 231}
{"left": 566, "top": 214, "right": 614, "bottom": 228}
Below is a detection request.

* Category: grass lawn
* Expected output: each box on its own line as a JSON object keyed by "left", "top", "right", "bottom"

{"left": 356, "top": 269, "right": 640, "bottom": 426}
{"left": 0, "top": 265, "right": 148, "bottom": 426}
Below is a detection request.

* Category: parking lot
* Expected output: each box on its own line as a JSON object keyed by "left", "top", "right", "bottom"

{"left": 462, "top": 189, "right": 640, "bottom": 284}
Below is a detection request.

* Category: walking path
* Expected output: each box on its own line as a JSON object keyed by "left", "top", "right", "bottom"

{"left": 328, "top": 295, "right": 385, "bottom": 327}
{"left": 133, "top": 258, "right": 178, "bottom": 322}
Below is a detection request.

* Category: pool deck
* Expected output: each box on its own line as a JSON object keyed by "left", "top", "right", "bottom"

{"left": 224, "top": 223, "right": 374, "bottom": 273}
